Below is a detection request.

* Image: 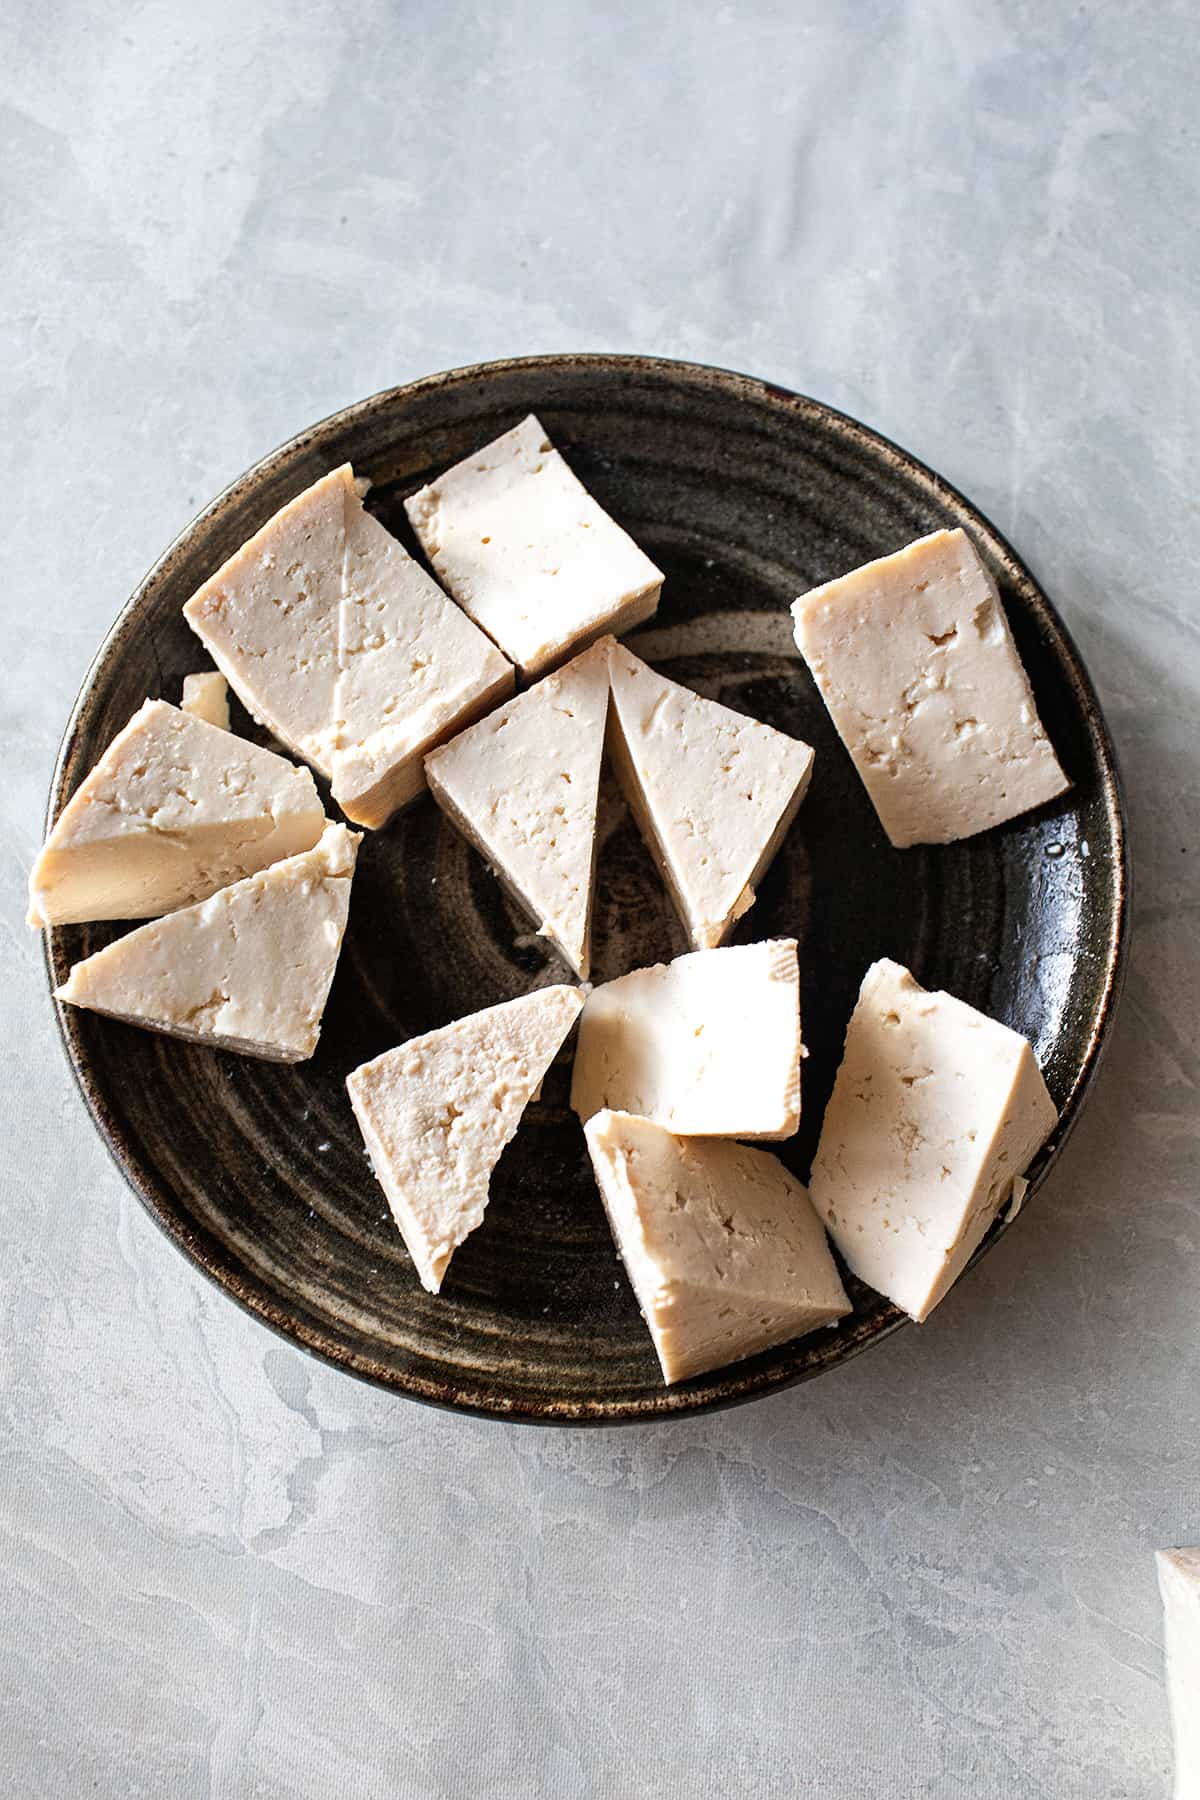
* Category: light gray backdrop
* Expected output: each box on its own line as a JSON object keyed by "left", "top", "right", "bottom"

{"left": 3, "top": 3, "right": 1197, "bottom": 1795}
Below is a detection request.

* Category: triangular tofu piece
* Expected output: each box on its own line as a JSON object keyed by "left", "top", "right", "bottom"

{"left": 571, "top": 939, "right": 803, "bottom": 1140}
{"left": 27, "top": 699, "right": 326, "bottom": 929}
{"left": 183, "top": 465, "right": 358, "bottom": 775}
{"left": 809, "top": 959, "right": 1057, "bottom": 1321}
{"left": 54, "top": 824, "right": 360, "bottom": 1062}
{"left": 585, "top": 1110, "right": 850, "bottom": 1383}
{"left": 331, "top": 501, "right": 514, "bottom": 828}
{"left": 607, "top": 641, "right": 815, "bottom": 948}
{"left": 424, "top": 638, "right": 611, "bottom": 978}
{"left": 347, "top": 985, "right": 585, "bottom": 1292}
{"left": 181, "top": 672, "right": 230, "bottom": 729}
{"left": 1157, "top": 1548, "right": 1200, "bottom": 1796}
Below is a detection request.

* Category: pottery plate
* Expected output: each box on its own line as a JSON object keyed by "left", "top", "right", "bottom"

{"left": 44, "top": 355, "right": 1128, "bottom": 1423}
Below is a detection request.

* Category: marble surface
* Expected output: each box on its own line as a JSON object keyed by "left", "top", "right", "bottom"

{"left": 3, "top": 2, "right": 1197, "bottom": 1794}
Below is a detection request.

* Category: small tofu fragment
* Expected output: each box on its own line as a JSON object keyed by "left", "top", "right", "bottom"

{"left": 183, "top": 465, "right": 358, "bottom": 775}
{"left": 585, "top": 1110, "right": 850, "bottom": 1383}
{"left": 54, "top": 824, "right": 360, "bottom": 1062}
{"left": 571, "top": 940, "right": 802, "bottom": 1140}
{"left": 791, "top": 529, "right": 1069, "bottom": 847}
{"left": 181, "top": 672, "right": 230, "bottom": 730}
{"left": 607, "top": 640, "right": 815, "bottom": 949}
{"left": 347, "top": 985, "right": 585, "bottom": 1292}
{"left": 27, "top": 699, "right": 326, "bottom": 929}
{"left": 331, "top": 500, "right": 514, "bottom": 828}
{"left": 404, "top": 414, "right": 663, "bottom": 677}
{"left": 1157, "top": 1548, "right": 1200, "bottom": 1800}
{"left": 809, "top": 959, "right": 1057, "bottom": 1321}
{"left": 424, "top": 638, "right": 611, "bottom": 979}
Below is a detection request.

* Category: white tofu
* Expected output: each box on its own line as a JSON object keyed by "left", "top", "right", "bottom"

{"left": 27, "top": 699, "right": 326, "bottom": 929}
{"left": 347, "top": 985, "right": 584, "bottom": 1293}
{"left": 424, "top": 637, "right": 611, "bottom": 979}
{"left": 183, "top": 465, "right": 357, "bottom": 776}
{"left": 180, "top": 672, "right": 230, "bottom": 730}
{"left": 54, "top": 824, "right": 360, "bottom": 1062}
{"left": 571, "top": 939, "right": 802, "bottom": 1140}
{"left": 1157, "top": 1548, "right": 1200, "bottom": 1800}
{"left": 809, "top": 959, "right": 1057, "bottom": 1321}
{"left": 607, "top": 640, "right": 814, "bottom": 949}
{"left": 404, "top": 414, "right": 663, "bottom": 677}
{"left": 585, "top": 1110, "right": 850, "bottom": 1384}
{"left": 330, "top": 499, "right": 514, "bottom": 828}
{"left": 791, "top": 529, "right": 1069, "bottom": 847}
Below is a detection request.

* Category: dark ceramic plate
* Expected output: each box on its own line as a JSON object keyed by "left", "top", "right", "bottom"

{"left": 46, "top": 355, "right": 1128, "bottom": 1423}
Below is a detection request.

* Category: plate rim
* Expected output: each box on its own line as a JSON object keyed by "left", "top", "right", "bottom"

{"left": 43, "top": 351, "right": 1132, "bottom": 1425}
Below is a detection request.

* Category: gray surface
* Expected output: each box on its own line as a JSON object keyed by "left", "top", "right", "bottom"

{"left": 2, "top": 2, "right": 1196, "bottom": 1794}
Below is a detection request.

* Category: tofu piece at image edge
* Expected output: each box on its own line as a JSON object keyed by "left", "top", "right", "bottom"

{"left": 585, "top": 1109, "right": 849, "bottom": 1385}
{"left": 404, "top": 413, "right": 663, "bottom": 678}
{"left": 571, "top": 939, "right": 803, "bottom": 1140}
{"left": 808, "top": 958, "right": 1057, "bottom": 1321}
{"left": 1157, "top": 1548, "right": 1200, "bottom": 1800}
{"left": 791, "top": 528, "right": 1069, "bottom": 847}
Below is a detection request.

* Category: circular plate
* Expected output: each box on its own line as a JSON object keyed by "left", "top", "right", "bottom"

{"left": 45, "top": 355, "right": 1129, "bottom": 1423}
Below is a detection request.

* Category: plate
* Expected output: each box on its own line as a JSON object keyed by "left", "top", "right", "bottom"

{"left": 45, "top": 355, "right": 1129, "bottom": 1423}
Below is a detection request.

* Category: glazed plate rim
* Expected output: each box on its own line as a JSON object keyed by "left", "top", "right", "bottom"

{"left": 44, "top": 352, "right": 1131, "bottom": 1425}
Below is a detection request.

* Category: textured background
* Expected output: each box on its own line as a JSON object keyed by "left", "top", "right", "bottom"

{"left": 3, "top": 2, "right": 1197, "bottom": 1795}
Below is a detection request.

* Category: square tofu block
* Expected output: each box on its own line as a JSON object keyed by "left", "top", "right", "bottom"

{"left": 585, "top": 1110, "right": 849, "bottom": 1384}
{"left": 347, "top": 986, "right": 584, "bottom": 1293}
{"left": 332, "top": 499, "right": 514, "bottom": 828}
{"left": 1157, "top": 1549, "right": 1200, "bottom": 1800}
{"left": 809, "top": 959, "right": 1056, "bottom": 1321}
{"left": 27, "top": 699, "right": 325, "bottom": 929}
{"left": 791, "top": 529, "right": 1069, "bottom": 847}
{"left": 570, "top": 940, "right": 803, "bottom": 1140}
{"left": 404, "top": 414, "right": 663, "bottom": 677}
{"left": 424, "top": 637, "right": 611, "bottom": 979}
{"left": 607, "top": 640, "right": 814, "bottom": 949}
{"left": 54, "top": 824, "right": 360, "bottom": 1063}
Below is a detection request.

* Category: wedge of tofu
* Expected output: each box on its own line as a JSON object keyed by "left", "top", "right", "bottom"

{"left": 180, "top": 672, "right": 230, "bottom": 730}
{"left": 791, "top": 529, "right": 1069, "bottom": 847}
{"left": 1157, "top": 1548, "right": 1200, "bottom": 1800}
{"left": 809, "top": 959, "right": 1057, "bottom": 1321}
{"left": 347, "top": 985, "right": 585, "bottom": 1293}
{"left": 606, "top": 640, "right": 814, "bottom": 949}
{"left": 54, "top": 823, "right": 360, "bottom": 1062}
{"left": 404, "top": 414, "right": 663, "bottom": 677}
{"left": 424, "top": 637, "right": 611, "bottom": 979}
{"left": 331, "top": 499, "right": 515, "bottom": 828}
{"left": 571, "top": 939, "right": 803, "bottom": 1140}
{"left": 27, "top": 699, "right": 326, "bottom": 929}
{"left": 585, "top": 1109, "right": 850, "bottom": 1383}
{"left": 184, "top": 466, "right": 356, "bottom": 775}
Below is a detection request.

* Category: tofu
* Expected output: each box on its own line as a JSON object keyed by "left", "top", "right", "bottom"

{"left": 571, "top": 939, "right": 802, "bottom": 1140}
{"left": 809, "top": 959, "right": 1057, "bottom": 1321}
{"left": 27, "top": 699, "right": 326, "bottom": 929}
{"left": 424, "top": 638, "right": 611, "bottom": 979}
{"left": 607, "top": 640, "right": 815, "bottom": 949}
{"left": 347, "top": 985, "right": 584, "bottom": 1292}
{"left": 1157, "top": 1548, "right": 1200, "bottom": 1800}
{"left": 585, "top": 1110, "right": 850, "bottom": 1384}
{"left": 183, "top": 465, "right": 357, "bottom": 776}
{"left": 54, "top": 823, "right": 360, "bottom": 1062}
{"left": 331, "top": 499, "right": 514, "bottom": 828}
{"left": 180, "top": 672, "right": 230, "bottom": 730}
{"left": 791, "top": 529, "right": 1069, "bottom": 847}
{"left": 404, "top": 414, "right": 663, "bottom": 677}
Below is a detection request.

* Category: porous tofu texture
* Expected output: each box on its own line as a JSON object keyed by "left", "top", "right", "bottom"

{"left": 809, "top": 959, "right": 1057, "bottom": 1321}
{"left": 791, "top": 528, "right": 1069, "bottom": 847}
{"left": 586, "top": 1110, "right": 849, "bottom": 1384}
{"left": 404, "top": 414, "right": 663, "bottom": 677}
